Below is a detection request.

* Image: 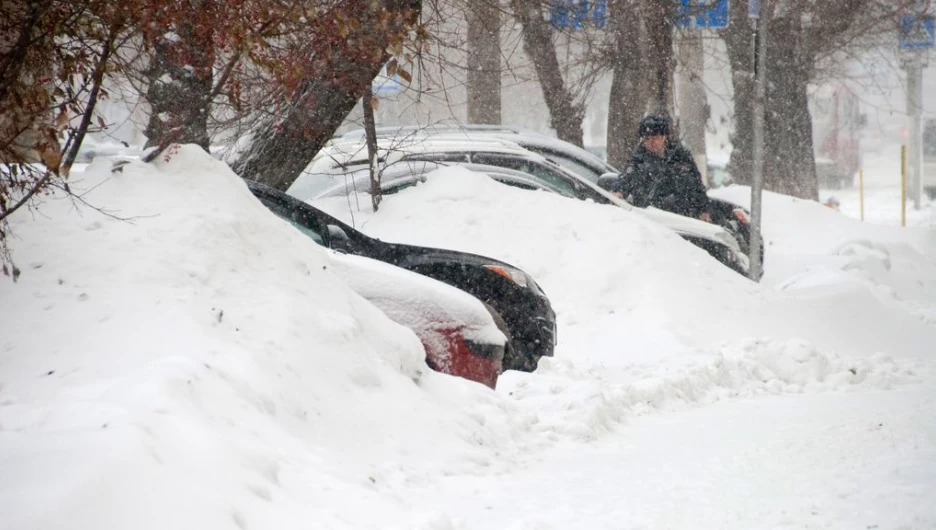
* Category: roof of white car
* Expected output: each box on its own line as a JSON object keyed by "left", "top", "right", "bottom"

{"left": 303, "top": 136, "right": 553, "bottom": 174}
{"left": 336, "top": 125, "right": 614, "bottom": 174}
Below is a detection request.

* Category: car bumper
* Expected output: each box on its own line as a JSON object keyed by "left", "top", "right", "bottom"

{"left": 502, "top": 306, "right": 557, "bottom": 372}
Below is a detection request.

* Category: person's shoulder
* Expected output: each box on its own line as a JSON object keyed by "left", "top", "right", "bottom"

{"left": 666, "top": 140, "right": 693, "bottom": 160}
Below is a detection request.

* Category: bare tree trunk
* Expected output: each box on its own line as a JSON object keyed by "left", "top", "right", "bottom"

{"left": 676, "top": 29, "right": 708, "bottom": 184}
{"left": 467, "top": 0, "right": 501, "bottom": 124}
{"left": 724, "top": 0, "right": 872, "bottom": 198}
{"left": 643, "top": 0, "right": 675, "bottom": 116}
{"left": 606, "top": 0, "right": 646, "bottom": 168}
{"left": 763, "top": 16, "right": 817, "bottom": 199}
{"left": 143, "top": 0, "right": 214, "bottom": 152}
{"left": 362, "top": 89, "right": 381, "bottom": 211}
{"left": 723, "top": 0, "right": 754, "bottom": 187}
{"left": 509, "top": 0, "right": 583, "bottom": 147}
{"left": 234, "top": 0, "right": 422, "bottom": 191}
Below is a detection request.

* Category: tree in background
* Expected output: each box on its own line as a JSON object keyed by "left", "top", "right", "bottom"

{"left": 232, "top": 0, "right": 423, "bottom": 191}
{"left": 606, "top": 0, "right": 650, "bottom": 167}
{"left": 507, "top": 0, "right": 676, "bottom": 163}
{"left": 466, "top": 0, "right": 502, "bottom": 124}
{"left": 1, "top": 0, "right": 425, "bottom": 275}
{"left": 722, "top": 0, "right": 893, "bottom": 199}
{"left": 141, "top": 0, "right": 218, "bottom": 152}
{"left": 509, "top": 0, "right": 586, "bottom": 147}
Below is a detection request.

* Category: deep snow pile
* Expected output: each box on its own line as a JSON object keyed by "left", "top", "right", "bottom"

{"left": 313, "top": 168, "right": 936, "bottom": 359}
{"left": 2, "top": 155, "right": 934, "bottom": 529}
{"left": 711, "top": 185, "right": 936, "bottom": 325}
{"left": 0, "top": 148, "right": 517, "bottom": 529}
{"left": 312, "top": 168, "right": 934, "bottom": 437}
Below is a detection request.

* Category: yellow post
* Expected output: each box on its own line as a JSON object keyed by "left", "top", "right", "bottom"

{"left": 901, "top": 145, "right": 907, "bottom": 227}
{"left": 859, "top": 167, "right": 864, "bottom": 221}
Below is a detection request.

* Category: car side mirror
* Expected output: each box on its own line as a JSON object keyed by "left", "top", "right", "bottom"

{"left": 596, "top": 172, "right": 619, "bottom": 191}
{"left": 327, "top": 224, "right": 352, "bottom": 252}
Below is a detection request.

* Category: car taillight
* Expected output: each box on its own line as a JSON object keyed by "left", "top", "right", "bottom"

{"left": 733, "top": 208, "right": 750, "bottom": 224}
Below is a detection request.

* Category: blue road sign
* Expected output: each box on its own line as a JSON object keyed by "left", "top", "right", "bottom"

{"left": 549, "top": 0, "right": 607, "bottom": 30}
{"left": 676, "top": 0, "right": 730, "bottom": 29}
{"left": 899, "top": 15, "right": 935, "bottom": 50}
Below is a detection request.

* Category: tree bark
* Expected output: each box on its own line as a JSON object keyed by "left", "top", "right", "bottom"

{"left": 509, "top": 0, "right": 583, "bottom": 147}
{"left": 235, "top": 0, "right": 422, "bottom": 191}
{"left": 466, "top": 0, "right": 501, "bottom": 124}
{"left": 362, "top": 89, "right": 381, "bottom": 211}
{"left": 763, "top": 16, "right": 817, "bottom": 199}
{"left": 724, "top": 0, "right": 873, "bottom": 199}
{"left": 143, "top": 0, "right": 214, "bottom": 152}
{"left": 676, "top": 30, "right": 708, "bottom": 185}
{"left": 723, "top": 0, "right": 754, "bottom": 187}
{"left": 642, "top": 0, "right": 675, "bottom": 116}
{"left": 606, "top": 0, "right": 647, "bottom": 168}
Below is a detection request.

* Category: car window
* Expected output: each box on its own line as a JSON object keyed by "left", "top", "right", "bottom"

{"left": 402, "top": 152, "right": 470, "bottom": 163}
{"left": 258, "top": 198, "right": 326, "bottom": 246}
{"left": 523, "top": 146, "right": 605, "bottom": 181}
{"left": 469, "top": 153, "right": 579, "bottom": 197}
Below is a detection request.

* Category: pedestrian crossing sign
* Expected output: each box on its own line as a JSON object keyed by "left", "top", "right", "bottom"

{"left": 899, "top": 15, "right": 935, "bottom": 49}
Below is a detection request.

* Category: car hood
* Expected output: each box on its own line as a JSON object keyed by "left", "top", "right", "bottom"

{"left": 379, "top": 241, "right": 551, "bottom": 299}
{"left": 640, "top": 206, "right": 742, "bottom": 250}
{"left": 577, "top": 175, "right": 745, "bottom": 253}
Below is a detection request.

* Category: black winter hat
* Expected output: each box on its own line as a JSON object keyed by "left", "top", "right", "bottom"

{"left": 638, "top": 115, "right": 671, "bottom": 138}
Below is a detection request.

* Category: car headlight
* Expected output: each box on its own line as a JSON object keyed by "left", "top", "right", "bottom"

{"left": 484, "top": 264, "right": 529, "bottom": 288}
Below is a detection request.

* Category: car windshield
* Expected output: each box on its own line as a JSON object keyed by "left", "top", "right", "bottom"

{"left": 315, "top": 160, "right": 443, "bottom": 198}
{"left": 522, "top": 146, "right": 611, "bottom": 182}
{"left": 288, "top": 171, "right": 356, "bottom": 200}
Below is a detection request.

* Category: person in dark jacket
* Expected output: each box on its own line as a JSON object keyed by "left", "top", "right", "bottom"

{"left": 611, "top": 115, "right": 712, "bottom": 222}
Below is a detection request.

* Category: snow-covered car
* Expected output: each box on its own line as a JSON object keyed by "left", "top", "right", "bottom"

{"left": 293, "top": 159, "right": 566, "bottom": 199}
{"left": 326, "top": 252, "right": 506, "bottom": 389}
{"left": 288, "top": 137, "right": 750, "bottom": 277}
{"left": 335, "top": 124, "right": 617, "bottom": 183}
{"left": 249, "top": 180, "right": 557, "bottom": 373}
{"left": 331, "top": 126, "right": 760, "bottom": 277}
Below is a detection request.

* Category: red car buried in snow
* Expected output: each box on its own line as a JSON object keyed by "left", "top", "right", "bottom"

{"left": 325, "top": 252, "right": 507, "bottom": 388}
{"left": 254, "top": 185, "right": 507, "bottom": 389}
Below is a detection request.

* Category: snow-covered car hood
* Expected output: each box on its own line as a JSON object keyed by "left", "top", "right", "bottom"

{"left": 326, "top": 251, "right": 506, "bottom": 348}
{"left": 574, "top": 171, "right": 745, "bottom": 255}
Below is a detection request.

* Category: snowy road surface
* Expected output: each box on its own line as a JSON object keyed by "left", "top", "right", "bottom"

{"left": 392, "top": 388, "right": 935, "bottom": 529}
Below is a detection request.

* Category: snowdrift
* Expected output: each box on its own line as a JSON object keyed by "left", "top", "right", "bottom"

{"left": 1, "top": 154, "right": 933, "bottom": 529}
{"left": 0, "top": 147, "right": 515, "bottom": 529}
{"left": 313, "top": 168, "right": 936, "bottom": 362}
{"left": 309, "top": 167, "right": 933, "bottom": 442}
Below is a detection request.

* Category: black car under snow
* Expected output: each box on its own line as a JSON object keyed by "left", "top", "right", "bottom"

{"left": 247, "top": 180, "right": 557, "bottom": 372}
